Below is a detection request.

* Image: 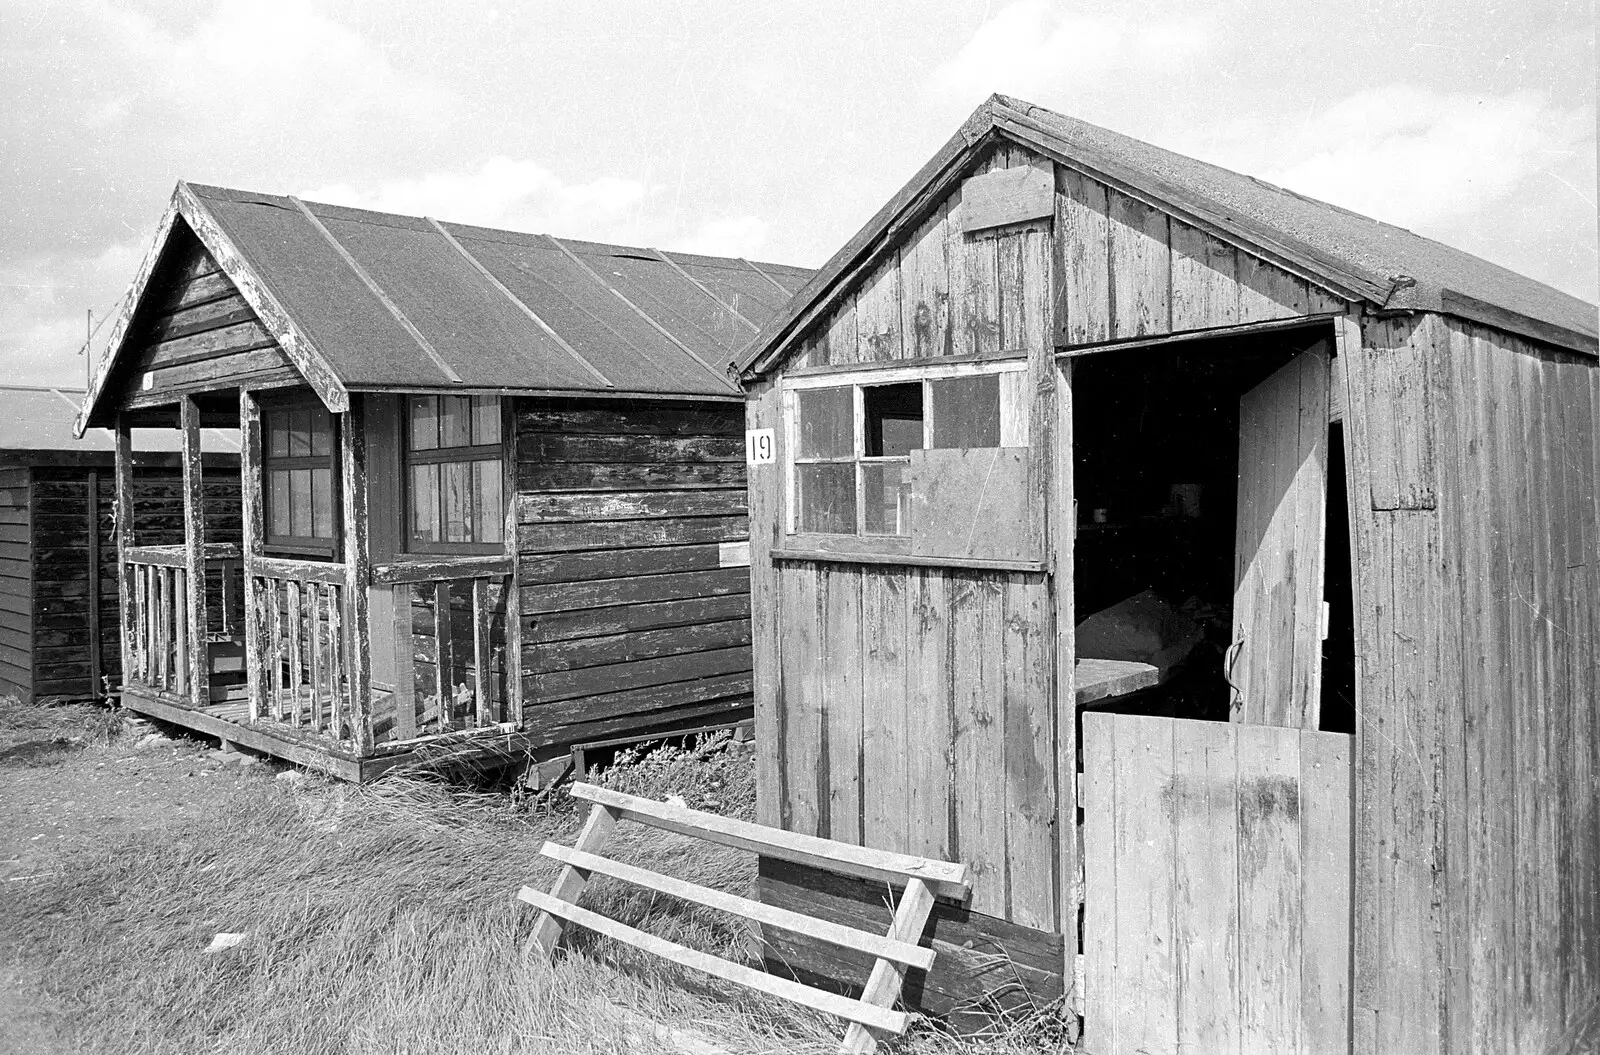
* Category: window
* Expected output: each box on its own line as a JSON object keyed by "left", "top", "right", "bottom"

{"left": 263, "top": 402, "right": 338, "bottom": 558}
{"left": 406, "top": 395, "right": 504, "bottom": 553}
{"left": 787, "top": 364, "right": 1026, "bottom": 540}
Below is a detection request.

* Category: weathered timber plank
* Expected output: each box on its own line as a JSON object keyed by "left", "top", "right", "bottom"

{"left": 1173, "top": 720, "right": 1240, "bottom": 1054}
{"left": 1301, "top": 731, "right": 1353, "bottom": 1055}
{"left": 527, "top": 617, "right": 750, "bottom": 674}
{"left": 859, "top": 569, "right": 908, "bottom": 854}
{"left": 1235, "top": 723, "right": 1303, "bottom": 1052}
{"left": 950, "top": 574, "right": 1007, "bottom": 917}
{"left": 518, "top": 566, "right": 748, "bottom": 615}
{"left": 519, "top": 542, "right": 729, "bottom": 584}
{"left": 517, "top": 489, "right": 745, "bottom": 523}
{"left": 1107, "top": 189, "right": 1170, "bottom": 339}
{"left": 779, "top": 562, "right": 823, "bottom": 836}
{"left": 898, "top": 202, "right": 951, "bottom": 360}
{"left": 524, "top": 645, "right": 749, "bottom": 704}
{"left": 906, "top": 568, "right": 952, "bottom": 862}
{"left": 854, "top": 255, "right": 902, "bottom": 362}
{"left": 516, "top": 400, "right": 743, "bottom": 437}
{"left": 518, "top": 433, "right": 742, "bottom": 464}
{"left": 524, "top": 592, "right": 749, "bottom": 644}
{"left": 517, "top": 515, "right": 747, "bottom": 554}
{"left": 820, "top": 565, "right": 863, "bottom": 843}
{"left": 1002, "top": 576, "right": 1055, "bottom": 931}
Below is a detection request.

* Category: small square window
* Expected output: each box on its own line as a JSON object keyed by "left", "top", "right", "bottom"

{"left": 864, "top": 383, "right": 924, "bottom": 457}
{"left": 929, "top": 374, "right": 1000, "bottom": 449}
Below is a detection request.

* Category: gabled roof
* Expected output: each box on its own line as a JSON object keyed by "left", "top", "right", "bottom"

{"left": 0, "top": 385, "right": 237, "bottom": 461}
{"left": 737, "top": 94, "right": 1597, "bottom": 379}
{"left": 79, "top": 182, "right": 812, "bottom": 432}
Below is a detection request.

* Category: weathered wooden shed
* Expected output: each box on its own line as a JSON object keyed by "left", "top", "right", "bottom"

{"left": 76, "top": 181, "right": 809, "bottom": 780}
{"left": 0, "top": 384, "right": 238, "bottom": 703}
{"left": 737, "top": 95, "right": 1598, "bottom": 1053}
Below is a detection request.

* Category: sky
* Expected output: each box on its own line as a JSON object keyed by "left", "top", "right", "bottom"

{"left": 1, "top": 0, "right": 1594, "bottom": 388}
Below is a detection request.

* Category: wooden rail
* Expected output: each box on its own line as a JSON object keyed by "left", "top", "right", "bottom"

{"left": 519, "top": 782, "right": 972, "bottom": 1054}
{"left": 125, "top": 544, "right": 244, "bottom": 702}
{"left": 249, "top": 557, "right": 350, "bottom": 738}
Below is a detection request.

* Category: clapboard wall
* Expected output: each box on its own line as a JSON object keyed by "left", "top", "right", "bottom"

{"left": 0, "top": 460, "right": 240, "bottom": 703}
{"left": 1342, "top": 313, "right": 1600, "bottom": 1055}
{"left": 516, "top": 397, "right": 753, "bottom": 747}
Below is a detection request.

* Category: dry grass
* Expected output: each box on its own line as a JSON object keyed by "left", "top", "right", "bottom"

{"left": 1, "top": 715, "right": 1069, "bottom": 1054}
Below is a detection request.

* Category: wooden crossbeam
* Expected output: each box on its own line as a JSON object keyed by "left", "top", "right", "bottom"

{"left": 518, "top": 784, "right": 969, "bottom": 1054}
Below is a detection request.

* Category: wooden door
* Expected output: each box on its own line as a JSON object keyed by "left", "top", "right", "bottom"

{"left": 1230, "top": 345, "right": 1330, "bottom": 727}
{"left": 1081, "top": 712, "right": 1353, "bottom": 1055}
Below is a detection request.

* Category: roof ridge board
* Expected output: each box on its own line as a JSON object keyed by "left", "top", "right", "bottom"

{"left": 543, "top": 235, "right": 738, "bottom": 392}
{"left": 288, "top": 195, "right": 463, "bottom": 384}
{"left": 425, "top": 217, "right": 616, "bottom": 388}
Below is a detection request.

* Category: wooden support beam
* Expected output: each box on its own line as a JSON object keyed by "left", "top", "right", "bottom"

{"left": 840, "top": 877, "right": 936, "bottom": 1053}
{"left": 180, "top": 396, "right": 210, "bottom": 708}
{"left": 113, "top": 417, "right": 135, "bottom": 691}
{"left": 86, "top": 469, "right": 102, "bottom": 697}
{"left": 502, "top": 398, "right": 524, "bottom": 729}
{"left": 339, "top": 397, "right": 374, "bottom": 753}
{"left": 526, "top": 801, "right": 620, "bottom": 958}
{"left": 239, "top": 389, "right": 266, "bottom": 721}
{"left": 1052, "top": 355, "right": 1081, "bottom": 1009}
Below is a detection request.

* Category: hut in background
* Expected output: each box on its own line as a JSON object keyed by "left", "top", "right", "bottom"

{"left": 0, "top": 384, "right": 238, "bottom": 703}
{"left": 736, "top": 95, "right": 1598, "bottom": 1054}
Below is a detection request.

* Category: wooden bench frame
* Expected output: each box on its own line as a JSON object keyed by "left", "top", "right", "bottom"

{"left": 519, "top": 782, "right": 972, "bottom": 1054}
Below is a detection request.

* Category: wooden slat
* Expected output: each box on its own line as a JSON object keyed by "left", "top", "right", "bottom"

{"left": 370, "top": 554, "right": 511, "bottom": 584}
{"left": 1082, "top": 711, "right": 1118, "bottom": 1051}
{"left": 180, "top": 396, "right": 210, "bottom": 708}
{"left": 526, "top": 802, "right": 619, "bottom": 957}
{"left": 1301, "top": 731, "right": 1353, "bottom": 1055}
{"left": 269, "top": 578, "right": 284, "bottom": 720}
{"left": 1236, "top": 724, "right": 1303, "bottom": 1050}
{"left": 392, "top": 583, "right": 416, "bottom": 739}
{"left": 516, "top": 886, "right": 907, "bottom": 1035}
{"left": 249, "top": 555, "right": 346, "bottom": 584}
{"left": 472, "top": 577, "right": 491, "bottom": 726}
{"left": 173, "top": 570, "right": 187, "bottom": 697}
{"left": 326, "top": 584, "right": 344, "bottom": 739}
{"left": 1173, "top": 720, "right": 1239, "bottom": 1053}
{"left": 859, "top": 570, "right": 908, "bottom": 854}
{"left": 951, "top": 574, "right": 1006, "bottom": 916}
{"left": 840, "top": 876, "right": 936, "bottom": 1052}
{"left": 307, "top": 582, "right": 323, "bottom": 732}
{"left": 570, "top": 782, "right": 970, "bottom": 899}
{"left": 1108, "top": 189, "right": 1170, "bottom": 339}
{"left": 539, "top": 842, "right": 934, "bottom": 971}
{"left": 1003, "top": 576, "right": 1055, "bottom": 930}
{"left": 286, "top": 578, "right": 302, "bottom": 726}
{"left": 339, "top": 399, "right": 373, "bottom": 751}
{"left": 821, "top": 565, "right": 863, "bottom": 843}
{"left": 433, "top": 579, "right": 454, "bottom": 725}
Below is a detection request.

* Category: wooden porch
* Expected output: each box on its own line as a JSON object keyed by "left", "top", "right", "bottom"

{"left": 112, "top": 392, "right": 526, "bottom": 781}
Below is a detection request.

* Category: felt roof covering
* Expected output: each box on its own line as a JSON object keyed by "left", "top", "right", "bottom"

{"left": 0, "top": 385, "right": 237, "bottom": 462}
{"left": 737, "top": 94, "right": 1597, "bottom": 379}
{"left": 79, "top": 182, "right": 812, "bottom": 430}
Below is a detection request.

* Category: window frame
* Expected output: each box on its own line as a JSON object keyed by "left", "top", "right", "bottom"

{"left": 783, "top": 359, "right": 1028, "bottom": 545}
{"left": 402, "top": 394, "right": 508, "bottom": 557}
{"left": 260, "top": 395, "right": 341, "bottom": 560}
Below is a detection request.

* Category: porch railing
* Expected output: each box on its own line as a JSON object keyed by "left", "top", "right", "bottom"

{"left": 124, "top": 543, "right": 243, "bottom": 702}
{"left": 248, "top": 557, "right": 351, "bottom": 738}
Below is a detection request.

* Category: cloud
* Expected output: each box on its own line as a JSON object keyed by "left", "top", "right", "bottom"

{"left": 302, "top": 158, "right": 650, "bottom": 236}
{"left": 1254, "top": 86, "right": 1594, "bottom": 228}
{"left": 928, "top": 0, "right": 1209, "bottom": 106}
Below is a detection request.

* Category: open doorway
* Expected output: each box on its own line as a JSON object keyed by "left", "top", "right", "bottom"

{"left": 1068, "top": 325, "right": 1354, "bottom": 730}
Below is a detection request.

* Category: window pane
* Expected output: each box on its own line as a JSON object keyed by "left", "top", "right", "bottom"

{"left": 796, "top": 387, "right": 853, "bottom": 459}
{"left": 289, "top": 469, "right": 312, "bottom": 537}
{"left": 411, "top": 464, "right": 440, "bottom": 542}
{"left": 471, "top": 396, "right": 501, "bottom": 446}
{"left": 929, "top": 374, "right": 1001, "bottom": 449}
{"left": 862, "top": 462, "right": 910, "bottom": 536}
{"left": 267, "top": 414, "right": 288, "bottom": 458}
{"left": 474, "top": 460, "right": 503, "bottom": 544}
{"left": 796, "top": 462, "right": 856, "bottom": 534}
{"left": 269, "top": 470, "right": 291, "bottom": 536}
{"left": 288, "top": 409, "right": 311, "bottom": 457}
{"left": 441, "top": 396, "right": 472, "bottom": 448}
{"left": 409, "top": 397, "right": 439, "bottom": 451}
{"left": 309, "top": 408, "right": 332, "bottom": 456}
{"left": 443, "top": 461, "right": 471, "bottom": 542}
{"left": 311, "top": 467, "right": 334, "bottom": 538}
{"left": 864, "top": 383, "right": 924, "bottom": 457}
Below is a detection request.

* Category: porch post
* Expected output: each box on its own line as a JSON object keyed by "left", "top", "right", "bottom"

{"left": 180, "top": 395, "right": 210, "bottom": 707}
{"left": 238, "top": 389, "right": 265, "bottom": 720}
{"left": 113, "top": 415, "right": 135, "bottom": 692}
{"left": 339, "top": 396, "right": 374, "bottom": 752}
{"left": 502, "top": 397, "right": 523, "bottom": 728}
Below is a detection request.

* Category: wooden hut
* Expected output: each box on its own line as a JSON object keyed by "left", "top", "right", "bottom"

{"left": 736, "top": 95, "right": 1598, "bottom": 1054}
{"left": 0, "top": 384, "right": 238, "bottom": 703}
{"left": 76, "top": 181, "right": 809, "bottom": 781}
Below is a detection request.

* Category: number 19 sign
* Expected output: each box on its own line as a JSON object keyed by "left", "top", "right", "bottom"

{"left": 745, "top": 428, "right": 775, "bottom": 466}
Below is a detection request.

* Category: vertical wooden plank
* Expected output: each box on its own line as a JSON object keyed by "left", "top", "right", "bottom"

{"left": 238, "top": 390, "right": 265, "bottom": 721}
{"left": 435, "top": 580, "right": 455, "bottom": 726}
{"left": 1235, "top": 723, "right": 1303, "bottom": 1054}
{"left": 825, "top": 294, "right": 858, "bottom": 366}
{"left": 173, "top": 570, "right": 187, "bottom": 697}
{"left": 286, "top": 578, "right": 303, "bottom": 726}
{"left": 1052, "top": 355, "right": 1080, "bottom": 1008}
{"left": 1108, "top": 190, "right": 1170, "bottom": 340}
{"left": 308, "top": 583, "right": 324, "bottom": 731}
{"left": 269, "top": 578, "right": 284, "bottom": 720}
{"left": 952, "top": 573, "right": 1007, "bottom": 916}
{"left": 905, "top": 568, "right": 952, "bottom": 860}
{"left": 180, "top": 396, "right": 209, "bottom": 708}
{"left": 1173, "top": 720, "right": 1240, "bottom": 1054}
{"left": 779, "top": 563, "right": 822, "bottom": 836}
{"left": 821, "top": 565, "right": 863, "bottom": 843}
{"left": 854, "top": 257, "right": 901, "bottom": 362}
{"left": 747, "top": 378, "right": 784, "bottom": 828}
{"left": 391, "top": 583, "right": 415, "bottom": 739}
{"left": 326, "top": 584, "right": 343, "bottom": 739}
{"left": 340, "top": 398, "right": 373, "bottom": 752}
{"left": 997, "top": 230, "right": 1027, "bottom": 355}
{"left": 85, "top": 468, "right": 102, "bottom": 696}
{"left": 1003, "top": 575, "right": 1056, "bottom": 930}
{"left": 501, "top": 398, "right": 523, "bottom": 729}
{"left": 1057, "top": 167, "right": 1111, "bottom": 346}
{"left": 1300, "top": 730, "right": 1353, "bottom": 1055}
{"left": 1081, "top": 710, "right": 1118, "bottom": 1054}
{"left": 113, "top": 417, "right": 135, "bottom": 692}
{"left": 472, "top": 577, "right": 492, "bottom": 726}
{"left": 859, "top": 570, "right": 908, "bottom": 854}
{"left": 1169, "top": 221, "right": 1240, "bottom": 331}
{"left": 898, "top": 204, "right": 950, "bottom": 360}
{"left": 155, "top": 567, "right": 168, "bottom": 690}
{"left": 1237, "top": 254, "right": 1310, "bottom": 323}
{"left": 1110, "top": 713, "right": 1177, "bottom": 1052}
{"left": 966, "top": 232, "right": 1001, "bottom": 357}
{"left": 944, "top": 186, "right": 969, "bottom": 357}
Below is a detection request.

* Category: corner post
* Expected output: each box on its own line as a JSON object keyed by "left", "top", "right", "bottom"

{"left": 340, "top": 395, "right": 374, "bottom": 752}
{"left": 238, "top": 389, "right": 265, "bottom": 721}
{"left": 180, "top": 396, "right": 210, "bottom": 707}
{"left": 113, "top": 415, "right": 135, "bottom": 694}
{"left": 502, "top": 397, "right": 523, "bottom": 727}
